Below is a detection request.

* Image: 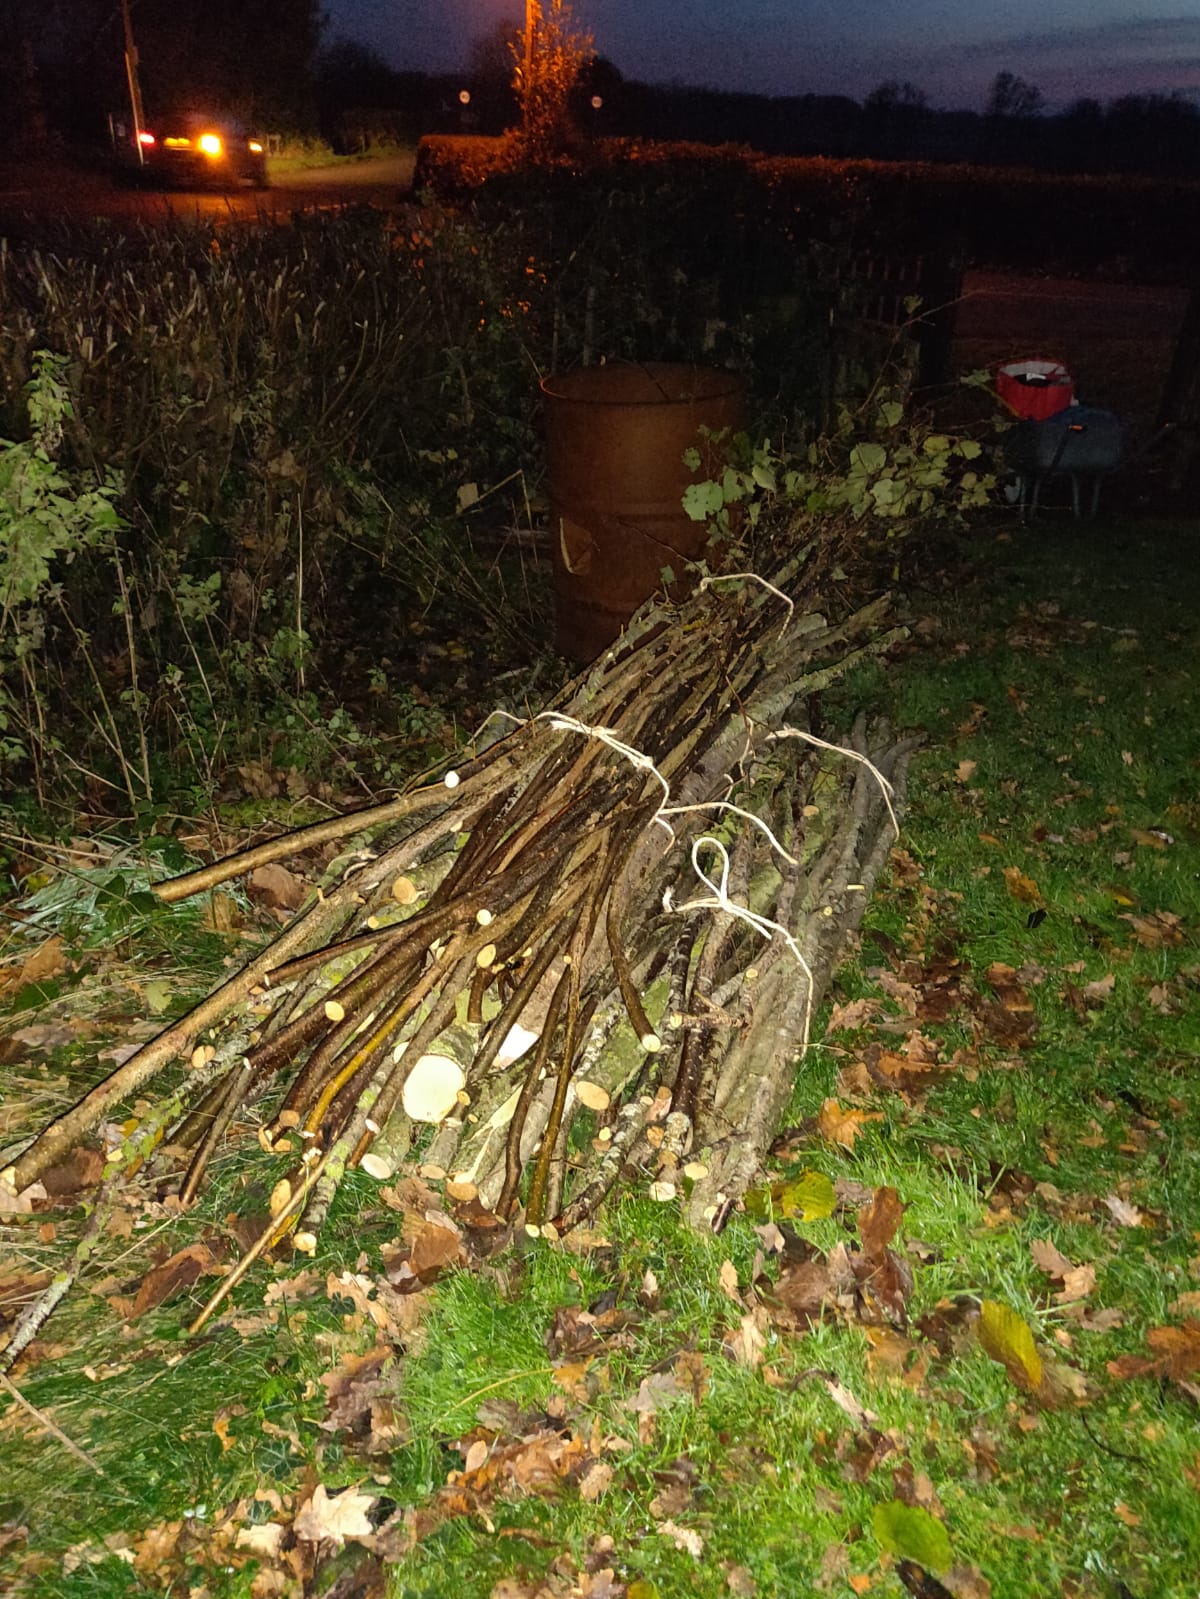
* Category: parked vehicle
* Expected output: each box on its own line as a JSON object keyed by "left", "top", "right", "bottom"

{"left": 119, "top": 112, "right": 269, "bottom": 189}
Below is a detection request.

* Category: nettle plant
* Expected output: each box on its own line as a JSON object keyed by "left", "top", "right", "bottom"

{"left": 682, "top": 391, "right": 994, "bottom": 543}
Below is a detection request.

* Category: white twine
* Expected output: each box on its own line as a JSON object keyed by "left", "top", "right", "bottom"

{"left": 666, "top": 834, "right": 815, "bottom": 1053}
{"left": 468, "top": 706, "right": 902, "bottom": 1061}
{"left": 697, "top": 570, "right": 795, "bottom": 637}
{"left": 535, "top": 713, "right": 672, "bottom": 808}
{"left": 769, "top": 725, "right": 900, "bottom": 840}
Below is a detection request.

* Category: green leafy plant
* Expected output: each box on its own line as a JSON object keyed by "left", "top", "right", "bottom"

{"left": 0, "top": 351, "right": 130, "bottom": 794}
{"left": 683, "top": 391, "right": 995, "bottom": 546}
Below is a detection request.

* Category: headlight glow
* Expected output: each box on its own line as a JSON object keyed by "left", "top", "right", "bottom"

{"left": 198, "top": 133, "right": 223, "bottom": 157}
{"left": 248, "top": 140, "right": 263, "bottom": 154}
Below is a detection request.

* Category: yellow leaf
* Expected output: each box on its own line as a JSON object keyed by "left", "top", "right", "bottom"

{"left": 1002, "top": 866, "right": 1041, "bottom": 904}
{"left": 978, "top": 1299, "right": 1042, "bottom": 1392}
{"left": 771, "top": 1169, "right": 837, "bottom": 1221}
{"left": 551, "top": 1360, "right": 592, "bottom": 1400}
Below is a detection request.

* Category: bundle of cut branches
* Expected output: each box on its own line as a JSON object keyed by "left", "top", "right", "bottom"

{"left": 2, "top": 546, "right": 913, "bottom": 1337}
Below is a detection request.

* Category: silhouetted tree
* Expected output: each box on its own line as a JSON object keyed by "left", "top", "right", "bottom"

{"left": 316, "top": 39, "right": 401, "bottom": 110}
{"left": 986, "top": 70, "right": 1044, "bottom": 119}
{"left": 865, "top": 80, "right": 929, "bottom": 113}
{"left": 468, "top": 18, "right": 522, "bottom": 129}
{"left": 120, "top": 0, "right": 323, "bottom": 129}
{"left": 863, "top": 79, "right": 930, "bottom": 157}
{"left": 470, "top": 18, "right": 522, "bottom": 88}
{"left": 1106, "top": 92, "right": 1200, "bottom": 175}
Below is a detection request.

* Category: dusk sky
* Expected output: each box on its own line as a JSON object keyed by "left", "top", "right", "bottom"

{"left": 322, "top": 1, "right": 1200, "bottom": 111}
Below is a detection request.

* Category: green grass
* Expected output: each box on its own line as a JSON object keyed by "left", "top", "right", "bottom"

{"left": 2, "top": 513, "right": 1198, "bottom": 1598}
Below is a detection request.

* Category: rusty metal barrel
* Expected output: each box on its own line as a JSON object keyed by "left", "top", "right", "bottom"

{"left": 541, "top": 363, "right": 746, "bottom": 661}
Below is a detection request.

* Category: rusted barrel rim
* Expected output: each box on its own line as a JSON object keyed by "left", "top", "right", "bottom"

{"left": 541, "top": 361, "right": 745, "bottom": 408}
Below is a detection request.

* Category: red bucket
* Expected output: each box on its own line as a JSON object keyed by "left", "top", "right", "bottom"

{"left": 996, "top": 359, "right": 1075, "bottom": 421}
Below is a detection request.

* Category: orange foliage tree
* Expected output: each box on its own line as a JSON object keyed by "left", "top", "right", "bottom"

{"left": 513, "top": 0, "right": 595, "bottom": 155}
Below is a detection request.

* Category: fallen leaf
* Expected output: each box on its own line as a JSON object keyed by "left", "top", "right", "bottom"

{"left": 656, "top": 1519, "right": 703, "bottom": 1558}
{"left": 725, "top": 1563, "right": 758, "bottom": 1596}
{"left": 858, "top": 1187, "right": 905, "bottom": 1260}
{"left": 818, "top": 1098, "right": 883, "bottom": 1150}
{"left": 212, "top": 1410, "right": 237, "bottom": 1451}
{"left": 1119, "top": 910, "right": 1183, "bottom": 949}
{"left": 1081, "top": 973, "right": 1115, "bottom": 1005}
{"left": 131, "top": 1519, "right": 183, "bottom": 1578}
{"left": 826, "top": 996, "right": 880, "bottom": 1032}
{"left": 1002, "top": 866, "right": 1041, "bottom": 904}
{"left": 578, "top": 1460, "right": 614, "bottom": 1502}
{"left": 823, "top": 1377, "right": 877, "bottom": 1428}
{"left": 674, "top": 1349, "right": 709, "bottom": 1402}
{"left": 1054, "top": 1264, "right": 1096, "bottom": 1304}
{"left": 1128, "top": 829, "right": 1167, "bottom": 851}
{"left": 1107, "top": 1320, "right": 1200, "bottom": 1384}
{"left": 235, "top": 1522, "right": 286, "bottom": 1557}
{"left": 320, "top": 1344, "right": 408, "bottom": 1452}
{"left": 247, "top": 863, "right": 308, "bottom": 913}
{"left": 768, "top": 1259, "right": 832, "bottom": 1330}
{"left": 408, "top": 1219, "right": 465, "bottom": 1279}
{"left": 1030, "top": 1238, "right": 1074, "bottom": 1279}
{"left": 1103, "top": 1195, "right": 1144, "bottom": 1228}
{"left": 977, "top": 1300, "right": 1042, "bottom": 1393}
{"left": 0, "top": 935, "right": 68, "bottom": 994}
{"left": 551, "top": 1360, "right": 593, "bottom": 1401}
{"left": 873, "top": 1501, "right": 952, "bottom": 1575}
{"left": 725, "top": 1307, "right": 769, "bottom": 1369}
{"left": 293, "top": 1483, "right": 376, "bottom": 1545}
{"left": 718, "top": 1259, "right": 742, "bottom": 1302}
{"left": 10, "top": 1020, "right": 79, "bottom": 1052}
{"left": 954, "top": 759, "right": 977, "bottom": 784}
{"left": 126, "top": 1242, "right": 223, "bottom": 1319}
{"left": 865, "top": 1326, "right": 917, "bottom": 1382}
{"left": 39, "top": 1146, "right": 106, "bottom": 1198}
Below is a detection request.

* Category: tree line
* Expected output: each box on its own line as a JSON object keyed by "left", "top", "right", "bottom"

{"left": 5, "top": 0, "right": 1198, "bottom": 182}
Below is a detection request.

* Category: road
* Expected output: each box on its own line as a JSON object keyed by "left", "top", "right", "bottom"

{"left": 0, "top": 152, "right": 417, "bottom": 232}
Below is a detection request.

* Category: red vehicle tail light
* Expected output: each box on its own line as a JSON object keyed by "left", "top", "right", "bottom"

{"left": 138, "top": 130, "right": 156, "bottom": 146}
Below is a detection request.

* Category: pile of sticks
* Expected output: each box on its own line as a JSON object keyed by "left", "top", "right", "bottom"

{"left": 3, "top": 552, "right": 913, "bottom": 1321}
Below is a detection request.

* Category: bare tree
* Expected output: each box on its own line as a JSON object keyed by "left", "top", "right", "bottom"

{"left": 986, "top": 70, "right": 1044, "bottom": 118}
{"left": 864, "top": 79, "right": 929, "bottom": 112}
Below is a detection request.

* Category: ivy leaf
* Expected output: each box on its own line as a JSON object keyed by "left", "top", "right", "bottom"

{"left": 849, "top": 442, "right": 887, "bottom": 476}
{"left": 681, "top": 480, "right": 726, "bottom": 521}
{"left": 877, "top": 400, "right": 905, "bottom": 429}
{"left": 873, "top": 1500, "right": 952, "bottom": 1573}
{"left": 978, "top": 1299, "right": 1043, "bottom": 1391}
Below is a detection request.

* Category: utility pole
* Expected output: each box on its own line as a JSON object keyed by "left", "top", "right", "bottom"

{"left": 523, "top": 0, "right": 539, "bottom": 133}
{"left": 120, "top": 0, "right": 146, "bottom": 161}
